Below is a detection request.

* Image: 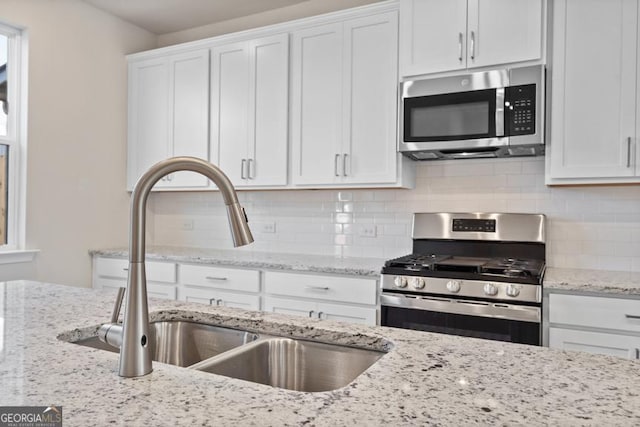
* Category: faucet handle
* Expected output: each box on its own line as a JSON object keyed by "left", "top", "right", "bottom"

{"left": 110, "top": 287, "right": 126, "bottom": 323}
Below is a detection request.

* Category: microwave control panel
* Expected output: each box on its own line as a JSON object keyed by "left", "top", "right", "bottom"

{"left": 505, "top": 84, "right": 536, "bottom": 136}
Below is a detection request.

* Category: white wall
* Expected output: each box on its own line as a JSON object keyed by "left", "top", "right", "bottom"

{"left": 157, "top": 0, "right": 384, "bottom": 47}
{"left": 149, "top": 157, "right": 640, "bottom": 273}
{"left": 0, "top": 0, "right": 157, "bottom": 286}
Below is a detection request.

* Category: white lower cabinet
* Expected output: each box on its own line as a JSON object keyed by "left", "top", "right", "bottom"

{"left": 548, "top": 292, "right": 640, "bottom": 360}
{"left": 92, "top": 256, "right": 379, "bottom": 325}
{"left": 264, "top": 296, "right": 377, "bottom": 325}
{"left": 93, "top": 257, "right": 178, "bottom": 300}
{"left": 549, "top": 327, "right": 640, "bottom": 360}
{"left": 263, "top": 271, "right": 378, "bottom": 325}
{"left": 178, "top": 286, "right": 261, "bottom": 310}
{"left": 178, "top": 264, "right": 261, "bottom": 310}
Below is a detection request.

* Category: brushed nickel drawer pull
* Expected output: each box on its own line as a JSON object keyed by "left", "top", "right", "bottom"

{"left": 317, "top": 311, "right": 324, "bottom": 319}
{"left": 627, "top": 137, "right": 632, "bottom": 168}
{"left": 308, "top": 310, "right": 315, "bottom": 318}
{"left": 458, "top": 32, "right": 463, "bottom": 61}
{"left": 625, "top": 314, "right": 640, "bottom": 320}
{"left": 205, "top": 276, "right": 228, "bottom": 281}
{"left": 306, "top": 286, "right": 330, "bottom": 291}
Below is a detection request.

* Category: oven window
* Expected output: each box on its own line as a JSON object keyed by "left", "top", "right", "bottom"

{"left": 404, "top": 88, "right": 497, "bottom": 142}
{"left": 381, "top": 305, "right": 540, "bottom": 345}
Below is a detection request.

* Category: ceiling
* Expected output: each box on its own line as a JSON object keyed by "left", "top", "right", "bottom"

{"left": 82, "top": 0, "right": 310, "bottom": 35}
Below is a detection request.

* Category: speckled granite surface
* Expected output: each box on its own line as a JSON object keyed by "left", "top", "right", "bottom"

{"left": 2, "top": 280, "right": 640, "bottom": 426}
{"left": 544, "top": 267, "right": 640, "bottom": 296}
{"left": 90, "top": 246, "right": 386, "bottom": 278}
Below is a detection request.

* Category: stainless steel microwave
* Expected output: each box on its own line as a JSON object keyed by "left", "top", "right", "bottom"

{"left": 399, "top": 65, "right": 545, "bottom": 160}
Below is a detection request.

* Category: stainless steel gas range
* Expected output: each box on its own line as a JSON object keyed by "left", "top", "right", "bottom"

{"left": 380, "top": 213, "right": 545, "bottom": 345}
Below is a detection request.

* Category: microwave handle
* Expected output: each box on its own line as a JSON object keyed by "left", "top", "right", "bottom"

{"left": 495, "top": 87, "right": 505, "bottom": 138}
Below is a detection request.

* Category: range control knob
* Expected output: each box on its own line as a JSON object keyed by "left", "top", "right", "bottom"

{"left": 506, "top": 284, "right": 521, "bottom": 297}
{"left": 394, "top": 276, "right": 408, "bottom": 288}
{"left": 446, "top": 280, "right": 461, "bottom": 293}
{"left": 483, "top": 283, "right": 499, "bottom": 296}
{"left": 409, "top": 277, "right": 426, "bottom": 290}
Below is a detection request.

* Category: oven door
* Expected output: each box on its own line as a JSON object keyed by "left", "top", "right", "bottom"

{"left": 380, "top": 293, "right": 540, "bottom": 345}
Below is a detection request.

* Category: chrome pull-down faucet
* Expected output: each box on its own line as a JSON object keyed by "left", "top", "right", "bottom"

{"left": 99, "top": 157, "right": 254, "bottom": 377}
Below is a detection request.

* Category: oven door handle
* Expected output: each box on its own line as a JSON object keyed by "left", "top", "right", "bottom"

{"left": 380, "top": 293, "right": 540, "bottom": 323}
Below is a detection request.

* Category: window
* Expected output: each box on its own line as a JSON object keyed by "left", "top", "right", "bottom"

{"left": 0, "top": 22, "right": 26, "bottom": 250}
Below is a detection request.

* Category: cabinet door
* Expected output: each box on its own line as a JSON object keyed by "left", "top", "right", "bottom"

{"left": 342, "top": 12, "right": 399, "bottom": 185}
{"left": 317, "top": 302, "right": 377, "bottom": 326}
{"left": 549, "top": 327, "right": 640, "bottom": 360}
{"left": 179, "top": 286, "right": 260, "bottom": 310}
{"left": 399, "top": 0, "right": 467, "bottom": 76}
{"left": 467, "top": 0, "right": 543, "bottom": 68}
{"left": 291, "top": 23, "right": 344, "bottom": 185}
{"left": 211, "top": 42, "right": 250, "bottom": 186}
{"left": 247, "top": 34, "right": 289, "bottom": 186}
{"left": 264, "top": 296, "right": 317, "bottom": 318}
{"left": 127, "top": 57, "right": 171, "bottom": 190}
{"left": 549, "top": 0, "right": 638, "bottom": 179}
{"left": 166, "top": 49, "right": 210, "bottom": 188}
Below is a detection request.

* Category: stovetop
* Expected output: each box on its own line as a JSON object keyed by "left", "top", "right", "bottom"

{"left": 382, "top": 253, "right": 545, "bottom": 285}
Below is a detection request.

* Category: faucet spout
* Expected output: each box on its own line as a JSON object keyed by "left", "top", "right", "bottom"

{"left": 102, "top": 156, "right": 253, "bottom": 377}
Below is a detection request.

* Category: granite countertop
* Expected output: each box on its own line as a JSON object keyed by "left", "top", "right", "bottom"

{"left": 544, "top": 267, "right": 640, "bottom": 297}
{"left": 2, "top": 280, "right": 639, "bottom": 425}
{"left": 90, "top": 246, "right": 386, "bottom": 278}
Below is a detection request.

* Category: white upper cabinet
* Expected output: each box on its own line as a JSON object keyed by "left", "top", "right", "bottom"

{"left": 547, "top": 0, "right": 639, "bottom": 184}
{"left": 291, "top": 23, "right": 344, "bottom": 185}
{"left": 400, "top": 0, "right": 468, "bottom": 76}
{"left": 400, "top": 0, "right": 544, "bottom": 77}
{"left": 211, "top": 34, "right": 289, "bottom": 187}
{"left": 128, "top": 49, "right": 210, "bottom": 190}
{"left": 292, "top": 11, "right": 410, "bottom": 187}
{"left": 128, "top": 3, "right": 413, "bottom": 191}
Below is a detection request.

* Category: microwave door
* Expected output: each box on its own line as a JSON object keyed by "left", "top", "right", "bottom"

{"left": 403, "top": 88, "right": 499, "bottom": 142}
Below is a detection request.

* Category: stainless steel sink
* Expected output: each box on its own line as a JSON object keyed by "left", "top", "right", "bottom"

{"left": 190, "top": 337, "right": 385, "bottom": 392}
{"left": 72, "top": 320, "right": 259, "bottom": 367}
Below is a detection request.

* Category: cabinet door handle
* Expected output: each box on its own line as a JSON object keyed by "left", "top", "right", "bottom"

{"left": 241, "top": 159, "right": 247, "bottom": 179}
{"left": 627, "top": 137, "right": 632, "bottom": 168}
{"left": 247, "top": 158, "right": 254, "bottom": 179}
{"left": 308, "top": 310, "right": 315, "bottom": 318}
{"left": 625, "top": 314, "right": 640, "bottom": 320}
{"left": 458, "top": 32, "right": 463, "bottom": 61}
{"left": 122, "top": 268, "right": 129, "bottom": 271}
{"left": 334, "top": 154, "right": 340, "bottom": 177}
{"left": 206, "top": 276, "right": 228, "bottom": 281}
{"left": 306, "top": 286, "right": 330, "bottom": 291}
{"left": 217, "top": 299, "right": 224, "bottom": 306}
{"left": 470, "top": 31, "right": 476, "bottom": 60}
{"left": 317, "top": 311, "right": 324, "bottom": 319}
{"left": 342, "top": 154, "right": 348, "bottom": 177}
{"left": 209, "top": 298, "right": 216, "bottom": 305}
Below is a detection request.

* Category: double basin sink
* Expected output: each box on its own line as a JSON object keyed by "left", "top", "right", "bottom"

{"left": 72, "top": 320, "right": 385, "bottom": 393}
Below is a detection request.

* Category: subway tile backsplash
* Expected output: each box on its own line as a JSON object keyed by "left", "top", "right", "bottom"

{"left": 149, "top": 158, "right": 640, "bottom": 272}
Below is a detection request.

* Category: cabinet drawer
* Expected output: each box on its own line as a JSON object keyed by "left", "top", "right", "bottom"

{"left": 264, "top": 271, "right": 377, "bottom": 305}
{"left": 95, "top": 257, "right": 128, "bottom": 279}
{"left": 549, "top": 327, "right": 640, "bottom": 360}
{"left": 178, "top": 286, "right": 260, "bottom": 310}
{"left": 180, "top": 264, "right": 260, "bottom": 292}
{"left": 94, "top": 276, "right": 126, "bottom": 291}
{"left": 148, "top": 283, "right": 177, "bottom": 300}
{"left": 549, "top": 294, "right": 640, "bottom": 333}
{"left": 95, "top": 257, "right": 177, "bottom": 283}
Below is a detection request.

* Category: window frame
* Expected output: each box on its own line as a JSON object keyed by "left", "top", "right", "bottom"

{"left": 0, "top": 21, "right": 27, "bottom": 252}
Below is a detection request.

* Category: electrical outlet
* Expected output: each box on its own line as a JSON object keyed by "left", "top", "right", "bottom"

{"left": 261, "top": 222, "right": 276, "bottom": 233}
{"left": 181, "top": 219, "right": 194, "bottom": 231}
{"left": 359, "top": 225, "right": 377, "bottom": 237}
